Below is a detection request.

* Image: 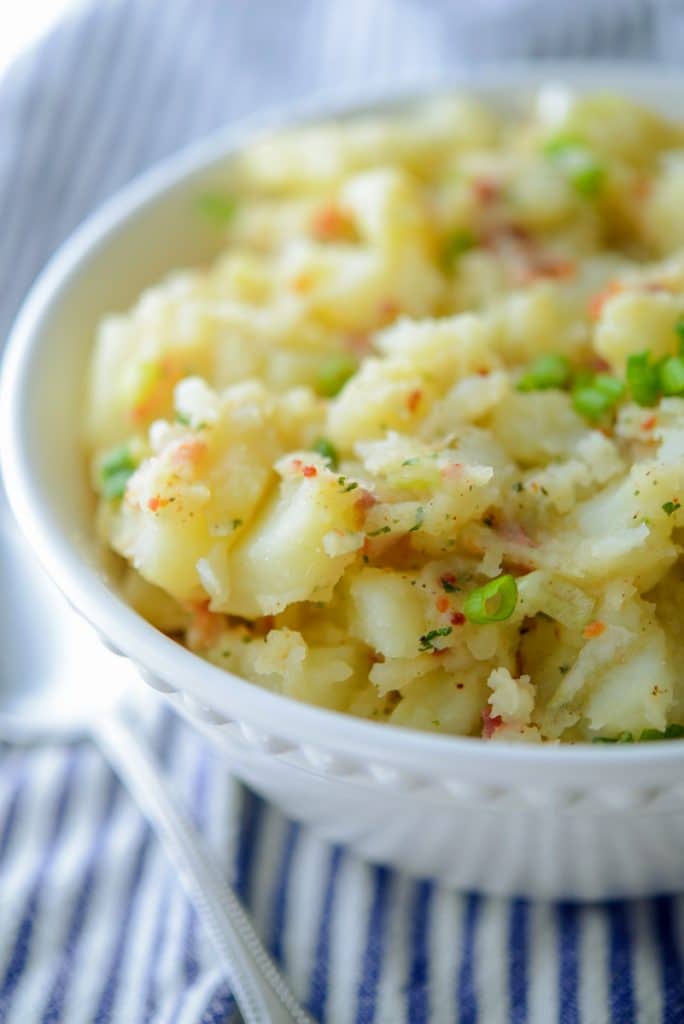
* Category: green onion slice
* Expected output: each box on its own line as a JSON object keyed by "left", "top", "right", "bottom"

{"left": 572, "top": 386, "right": 613, "bottom": 421}
{"left": 675, "top": 314, "right": 684, "bottom": 353}
{"left": 517, "top": 354, "right": 571, "bottom": 392}
{"left": 626, "top": 352, "right": 661, "bottom": 407}
{"left": 441, "top": 230, "right": 476, "bottom": 268}
{"left": 100, "top": 444, "right": 137, "bottom": 500}
{"left": 196, "top": 193, "right": 236, "bottom": 225}
{"left": 315, "top": 353, "right": 357, "bottom": 398}
{"left": 659, "top": 355, "right": 684, "bottom": 396}
{"left": 544, "top": 137, "right": 605, "bottom": 198}
{"left": 464, "top": 574, "right": 518, "bottom": 625}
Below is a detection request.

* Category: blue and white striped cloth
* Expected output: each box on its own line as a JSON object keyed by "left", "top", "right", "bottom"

{"left": 1, "top": 2, "right": 684, "bottom": 1021}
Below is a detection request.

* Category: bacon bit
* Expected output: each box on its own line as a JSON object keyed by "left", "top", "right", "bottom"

{"left": 641, "top": 415, "right": 657, "bottom": 432}
{"left": 504, "top": 560, "right": 535, "bottom": 577}
{"left": 147, "top": 496, "right": 163, "bottom": 512}
{"left": 482, "top": 706, "right": 503, "bottom": 739}
{"left": 310, "top": 203, "right": 355, "bottom": 242}
{"left": 583, "top": 620, "right": 606, "bottom": 639}
{"left": 355, "top": 490, "right": 377, "bottom": 512}
{"left": 291, "top": 458, "right": 317, "bottom": 477}
{"left": 172, "top": 439, "right": 207, "bottom": 466}
{"left": 497, "top": 520, "right": 536, "bottom": 547}
{"left": 633, "top": 176, "right": 652, "bottom": 201}
{"left": 472, "top": 178, "right": 499, "bottom": 204}
{"left": 406, "top": 389, "right": 422, "bottom": 414}
{"left": 440, "top": 572, "right": 457, "bottom": 590}
{"left": 436, "top": 595, "right": 450, "bottom": 614}
{"left": 377, "top": 298, "right": 400, "bottom": 326}
{"left": 518, "top": 258, "right": 576, "bottom": 285}
{"left": 187, "top": 600, "right": 224, "bottom": 648}
{"left": 588, "top": 355, "right": 612, "bottom": 373}
{"left": 450, "top": 611, "right": 466, "bottom": 626}
{"left": 589, "top": 281, "right": 622, "bottom": 320}
{"left": 131, "top": 401, "right": 153, "bottom": 423}
{"left": 346, "top": 331, "right": 372, "bottom": 355}
{"left": 291, "top": 270, "right": 315, "bottom": 294}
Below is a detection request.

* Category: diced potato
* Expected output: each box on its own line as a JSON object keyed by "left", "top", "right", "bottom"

{"left": 348, "top": 568, "right": 426, "bottom": 659}
{"left": 222, "top": 461, "right": 362, "bottom": 617}
{"left": 594, "top": 290, "right": 683, "bottom": 369}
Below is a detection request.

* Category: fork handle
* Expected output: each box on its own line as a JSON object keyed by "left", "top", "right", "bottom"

{"left": 92, "top": 712, "right": 316, "bottom": 1024}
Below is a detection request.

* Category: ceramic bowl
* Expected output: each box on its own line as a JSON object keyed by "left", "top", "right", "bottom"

{"left": 4, "top": 62, "right": 684, "bottom": 899}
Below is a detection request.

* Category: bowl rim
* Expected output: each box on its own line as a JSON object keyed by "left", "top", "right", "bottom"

{"left": 3, "top": 58, "right": 684, "bottom": 778}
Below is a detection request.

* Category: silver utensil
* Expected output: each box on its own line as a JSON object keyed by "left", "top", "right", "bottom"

{"left": 0, "top": 499, "right": 315, "bottom": 1024}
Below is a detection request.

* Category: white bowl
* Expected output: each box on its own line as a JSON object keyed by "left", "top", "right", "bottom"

{"left": 4, "top": 62, "right": 684, "bottom": 900}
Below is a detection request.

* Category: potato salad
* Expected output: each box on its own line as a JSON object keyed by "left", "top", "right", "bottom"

{"left": 87, "top": 90, "right": 684, "bottom": 743}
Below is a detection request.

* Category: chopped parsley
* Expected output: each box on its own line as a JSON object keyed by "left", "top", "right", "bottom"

{"left": 312, "top": 436, "right": 339, "bottom": 469}
{"left": 408, "top": 507, "right": 425, "bottom": 533}
{"left": 418, "top": 627, "right": 452, "bottom": 652}
{"left": 367, "top": 525, "right": 391, "bottom": 537}
{"left": 440, "top": 573, "right": 460, "bottom": 593}
{"left": 662, "top": 501, "right": 681, "bottom": 516}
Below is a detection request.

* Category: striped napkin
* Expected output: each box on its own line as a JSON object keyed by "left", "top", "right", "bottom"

{"left": 1, "top": 1, "right": 683, "bottom": 1021}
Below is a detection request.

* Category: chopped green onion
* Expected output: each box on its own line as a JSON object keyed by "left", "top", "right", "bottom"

{"left": 593, "top": 373, "right": 625, "bottom": 402}
{"left": 626, "top": 352, "right": 661, "bottom": 407}
{"left": 544, "top": 138, "right": 605, "bottom": 198}
{"left": 100, "top": 444, "right": 137, "bottom": 500}
{"left": 662, "top": 500, "right": 681, "bottom": 516}
{"left": 418, "top": 626, "right": 453, "bottom": 652}
{"left": 517, "top": 354, "right": 571, "bottom": 392}
{"left": 570, "top": 162, "right": 605, "bottom": 198}
{"left": 594, "top": 724, "right": 684, "bottom": 743}
{"left": 315, "top": 353, "right": 357, "bottom": 398}
{"left": 676, "top": 314, "right": 684, "bottom": 353}
{"left": 572, "top": 386, "right": 614, "bottom": 421}
{"left": 571, "top": 371, "right": 624, "bottom": 421}
{"left": 543, "top": 135, "right": 585, "bottom": 157}
{"left": 196, "top": 193, "right": 236, "bottom": 225}
{"left": 659, "top": 355, "right": 684, "bottom": 396}
{"left": 441, "top": 229, "right": 476, "bottom": 268}
{"left": 592, "top": 731, "right": 634, "bottom": 744}
{"left": 464, "top": 574, "right": 518, "bottom": 625}
{"left": 312, "top": 437, "right": 339, "bottom": 469}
